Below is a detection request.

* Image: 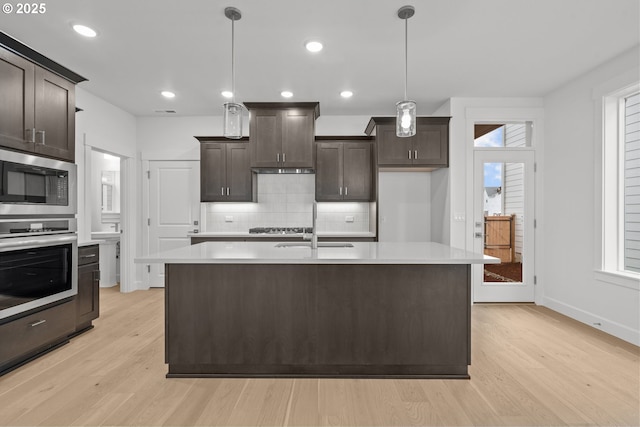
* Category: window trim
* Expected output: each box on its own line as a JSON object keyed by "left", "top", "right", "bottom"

{"left": 598, "top": 80, "right": 640, "bottom": 288}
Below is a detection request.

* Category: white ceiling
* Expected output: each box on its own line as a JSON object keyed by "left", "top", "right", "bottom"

{"left": 2, "top": 0, "right": 638, "bottom": 117}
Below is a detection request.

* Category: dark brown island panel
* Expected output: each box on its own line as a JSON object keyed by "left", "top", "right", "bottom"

{"left": 164, "top": 262, "right": 470, "bottom": 379}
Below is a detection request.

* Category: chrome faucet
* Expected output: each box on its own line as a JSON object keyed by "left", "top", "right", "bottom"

{"left": 304, "top": 201, "right": 318, "bottom": 249}
{"left": 311, "top": 201, "right": 318, "bottom": 249}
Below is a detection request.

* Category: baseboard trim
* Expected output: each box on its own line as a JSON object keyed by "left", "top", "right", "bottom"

{"left": 543, "top": 296, "right": 640, "bottom": 346}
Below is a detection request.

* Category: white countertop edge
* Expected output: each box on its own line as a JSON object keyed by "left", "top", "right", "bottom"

{"left": 137, "top": 257, "right": 499, "bottom": 265}
{"left": 189, "top": 232, "right": 376, "bottom": 238}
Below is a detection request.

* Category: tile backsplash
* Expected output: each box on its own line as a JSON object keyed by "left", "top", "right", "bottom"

{"left": 204, "top": 174, "right": 370, "bottom": 233}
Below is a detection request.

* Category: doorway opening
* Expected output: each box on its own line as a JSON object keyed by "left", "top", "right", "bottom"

{"left": 473, "top": 123, "right": 535, "bottom": 302}
{"left": 89, "top": 148, "right": 122, "bottom": 289}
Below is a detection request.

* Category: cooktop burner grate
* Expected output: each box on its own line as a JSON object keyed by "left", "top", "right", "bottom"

{"left": 249, "top": 227, "right": 313, "bottom": 234}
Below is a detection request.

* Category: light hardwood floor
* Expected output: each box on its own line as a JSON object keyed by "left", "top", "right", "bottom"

{"left": 0, "top": 286, "right": 638, "bottom": 426}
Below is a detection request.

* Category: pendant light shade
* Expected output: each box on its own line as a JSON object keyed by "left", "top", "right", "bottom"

{"left": 396, "top": 5, "right": 416, "bottom": 138}
{"left": 396, "top": 100, "right": 417, "bottom": 137}
{"left": 223, "top": 102, "right": 243, "bottom": 138}
{"left": 223, "top": 7, "right": 243, "bottom": 139}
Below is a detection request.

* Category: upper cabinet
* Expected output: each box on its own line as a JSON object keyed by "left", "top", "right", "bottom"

{"left": 365, "top": 117, "right": 451, "bottom": 168}
{"left": 315, "top": 138, "right": 373, "bottom": 202}
{"left": 198, "top": 138, "right": 255, "bottom": 202}
{"left": 245, "top": 102, "right": 319, "bottom": 168}
{"left": 0, "top": 34, "right": 86, "bottom": 162}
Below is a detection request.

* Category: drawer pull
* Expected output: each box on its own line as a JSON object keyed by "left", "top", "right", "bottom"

{"left": 29, "top": 320, "right": 46, "bottom": 327}
{"left": 81, "top": 254, "right": 97, "bottom": 258}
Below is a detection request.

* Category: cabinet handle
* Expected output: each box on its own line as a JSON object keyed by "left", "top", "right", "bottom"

{"left": 226, "top": 187, "right": 230, "bottom": 196}
{"left": 277, "top": 153, "right": 280, "bottom": 162}
{"left": 25, "top": 128, "right": 36, "bottom": 143}
{"left": 81, "top": 253, "right": 97, "bottom": 259}
{"left": 339, "top": 187, "right": 342, "bottom": 196}
{"left": 345, "top": 187, "right": 348, "bottom": 196}
{"left": 29, "top": 320, "right": 46, "bottom": 327}
{"left": 414, "top": 150, "right": 418, "bottom": 160}
{"left": 408, "top": 150, "right": 412, "bottom": 160}
{"left": 93, "top": 270, "right": 101, "bottom": 283}
{"left": 282, "top": 153, "right": 286, "bottom": 163}
{"left": 36, "top": 130, "right": 45, "bottom": 145}
{"left": 221, "top": 187, "right": 224, "bottom": 196}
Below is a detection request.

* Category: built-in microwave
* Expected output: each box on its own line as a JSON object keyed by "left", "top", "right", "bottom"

{"left": 0, "top": 148, "right": 76, "bottom": 216}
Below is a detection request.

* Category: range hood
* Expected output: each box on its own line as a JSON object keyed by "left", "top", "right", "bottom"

{"left": 251, "top": 168, "right": 315, "bottom": 174}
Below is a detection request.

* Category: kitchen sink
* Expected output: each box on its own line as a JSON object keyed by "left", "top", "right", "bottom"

{"left": 274, "top": 242, "right": 354, "bottom": 248}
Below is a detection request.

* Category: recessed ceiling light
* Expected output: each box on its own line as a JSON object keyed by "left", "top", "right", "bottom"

{"left": 281, "top": 91, "right": 293, "bottom": 98}
{"left": 72, "top": 24, "right": 97, "bottom": 38}
{"left": 340, "top": 90, "right": 354, "bottom": 98}
{"left": 221, "top": 91, "right": 233, "bottom": 98}
{"left": 161, "top": 91, "right": 176, "bottom": 98}
{"left": 305, "top": 41, "right": 323, "bottom": 53}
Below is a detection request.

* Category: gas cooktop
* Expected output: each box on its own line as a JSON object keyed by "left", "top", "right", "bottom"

{"left": 249, "top": 227, "right": 313, "bottom": 235}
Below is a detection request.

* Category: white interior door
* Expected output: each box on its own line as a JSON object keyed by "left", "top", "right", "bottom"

{"left": 472, "top": 150, "right": 535, "bottom": 302}
{"left": 148, "top": 161, "right": 200, "bottom": 287}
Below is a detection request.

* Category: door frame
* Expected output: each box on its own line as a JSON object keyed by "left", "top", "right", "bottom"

{"left": 464, "top": 107, "right": 544, "bottom": 304}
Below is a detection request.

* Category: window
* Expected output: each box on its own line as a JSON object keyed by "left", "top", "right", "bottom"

{"left": 624, "top": 93, "right": 640, "bottom": 273}
{"left": 474, "top": 122, "right": 532, "bottom": 148}
{"left": 601, "top": 84, "right": 640, "bottom": 280}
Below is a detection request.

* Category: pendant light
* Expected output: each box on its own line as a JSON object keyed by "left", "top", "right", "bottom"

{"left": 223, "top": 6, "right": 243, "bottom": 139}
{"left": 396, "top": 5, "right": 416, "bottom": 138}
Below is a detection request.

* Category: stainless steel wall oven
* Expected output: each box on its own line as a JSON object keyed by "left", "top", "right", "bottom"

{"left": 0, "top": 218, "right": 78, "bottom": 320}
{"left": 0, "top": 148, "right": 76, "bottom": 216}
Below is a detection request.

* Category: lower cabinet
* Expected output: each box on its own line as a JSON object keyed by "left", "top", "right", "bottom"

{"left": 0, "top": 300, "right": 75, "bottom": 375}
{"left": 75, "top": 244, "right": 100, "bottom": 334}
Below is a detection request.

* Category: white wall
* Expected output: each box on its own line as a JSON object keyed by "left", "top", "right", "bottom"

{"left": 543, "top": 46, "right": 640, "bottom": 345}
{"left": 74, "top": 87, "right": 138, "bottom": 292}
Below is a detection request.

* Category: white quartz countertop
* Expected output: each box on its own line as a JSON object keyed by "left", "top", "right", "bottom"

{"left": 136, "top": 241, "right": 499, "bottom": 265}
{"left": 78, "top": 239, "right": 104, "bottom": 247}
{"left": 188, "top": 231, "right": 376, "bottom": 238}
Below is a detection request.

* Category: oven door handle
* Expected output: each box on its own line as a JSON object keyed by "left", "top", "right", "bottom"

{"left": 0, "top": 234, "right": 77, "bottom": 251}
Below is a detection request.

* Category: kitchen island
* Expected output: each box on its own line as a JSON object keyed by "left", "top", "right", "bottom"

{"left": 138, "top": 241, "right": 498, "bottom": 379}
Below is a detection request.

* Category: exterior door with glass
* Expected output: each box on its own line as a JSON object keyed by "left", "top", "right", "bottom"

{"left": 473, "top": 150, "right": 535, "bottom": 302}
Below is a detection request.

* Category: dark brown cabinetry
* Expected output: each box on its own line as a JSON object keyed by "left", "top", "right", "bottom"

{"left": 75, "top": 245, "right": 100, "bottom": 335}
{"left": 316, "top": 140, "right": 373, "bottom": 201}
{"left": 0, "top": 38, "right": 83, "bottom": 162}
{"left": 0, "top": 301, "right": 74, "bottom": 376}
{"left": 200, "top": 141, "right": 254, "bottom": 202}
{"left": 366, "top": 117, "right": 450, "bottom": 168}
{"left": 245, "top": 102, "right": 319, "bottom": 168}
{"left": 165, "top": 263, "right": 471, "bottom": 378}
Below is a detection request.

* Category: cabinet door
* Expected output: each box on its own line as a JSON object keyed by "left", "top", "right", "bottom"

{"left": 343, "top": 143, "right": 372, "bottom": 201}
{"left": 376, "top": 125, "right": 413, "bottom": 166}
{"left": 200, "top": 143, "right": 227, "bottom": 202}
{"left": 281, "top": 109, "right": 314, "bottom": 168}
{"left": 33, "top": 67, "right": 75, "bottom": 162}
{"left": 315, "top": 143, "right": 343, "bottom": 201}
{"left": 412, "top": 124, "right": 448, "bottom": 166}
{"left": 250, "top": 109, "right": 281, "bottom": 167}
{"left": 226, "top": 144, "right": 252, "bottom": 201}
{"left": 0, "top": 49, "right": 35, "bottom": 152}
{"left": 77, "top": 263, "right": 100, "bottom": 327}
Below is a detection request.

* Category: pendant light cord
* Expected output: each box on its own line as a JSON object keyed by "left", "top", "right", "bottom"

{"left": 231, "top": 16, "right": 236, "bottom": 103}
{"left": 404, "top": 16, "right": 408, "bottom": 102}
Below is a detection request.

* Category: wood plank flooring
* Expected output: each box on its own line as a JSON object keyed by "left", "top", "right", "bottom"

{"left": 0, "top": 287, "right": 637, "bottom": 426}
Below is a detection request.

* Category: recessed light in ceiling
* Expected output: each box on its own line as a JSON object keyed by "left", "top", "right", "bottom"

{"left": 72, "top": 24, "right": 97, "bottom": 38}
{"left": 221, "top": 91, "right": 233, "bottom": 98}
{"left": 281, "top": 91, "right": 293, "bottom": 98}
{"left": 161, "top": 91, "right": 176, "bottom": 98}
{"left": 305, "top": 41, "right": 323, "bottom": 53}
{"left": 340, "top": 90, "right": 354, "bottom": 98}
